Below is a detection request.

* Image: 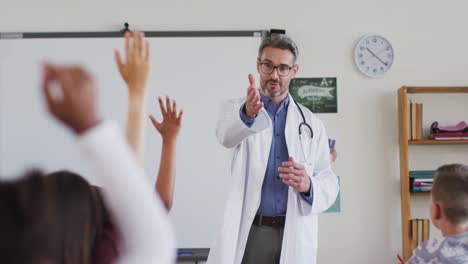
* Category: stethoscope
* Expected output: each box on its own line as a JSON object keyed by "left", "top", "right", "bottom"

{"left": 294, "top": 101, "right": 314, "bottom": 165}
{"left": 295, "top": 100, "right": 313, "bottom": 139}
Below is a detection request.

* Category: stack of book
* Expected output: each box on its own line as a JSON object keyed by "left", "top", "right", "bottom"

{"left": 411, "top": 219, "right": 430, "bottom": 247}
{"left": 409, "top": 170, "right": 434, "bottom": 192}
{"left": 430, "top": 121, "right": 468, "bottom": 140}
{"left": 432, "top": 133, "right": 468, "bottom": 140}
{"left": 409, "top": 101, "right": 423, "bottom": 140}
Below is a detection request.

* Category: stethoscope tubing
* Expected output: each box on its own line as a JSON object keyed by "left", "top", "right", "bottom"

{"left": 295, "top": 101, "right": 313, "bottom": 139}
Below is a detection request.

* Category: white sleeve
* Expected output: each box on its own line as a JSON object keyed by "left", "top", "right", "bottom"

{"left": 216, "top": 98, "right": 270, "bottom": 148}
{"left": 298, "top": 118, "right": 339, "bottom": 215}
{"left": 78, "top": 121, "right": 176, "bottom": 264}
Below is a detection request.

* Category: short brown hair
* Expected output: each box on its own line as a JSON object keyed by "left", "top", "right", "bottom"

{"left": 432, "top": 164, "right": 468, "bottom": 225}
{"left": 258, "top": 33, "right": 299, "bottom": 64}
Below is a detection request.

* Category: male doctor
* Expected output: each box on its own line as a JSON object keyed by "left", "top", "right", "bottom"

{"left": 207, "top": 33, "right": 339, "bottom": 264}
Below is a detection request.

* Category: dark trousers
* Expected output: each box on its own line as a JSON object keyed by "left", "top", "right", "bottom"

{"left": 241, "top": 224, "right": 284, "bottom": 264}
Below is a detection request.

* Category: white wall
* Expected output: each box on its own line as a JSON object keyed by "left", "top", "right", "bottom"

{"left": 2, "top": 0, "right": 468, "bottom": 263}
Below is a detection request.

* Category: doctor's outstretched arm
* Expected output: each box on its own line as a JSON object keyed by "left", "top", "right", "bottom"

{"left": 216, "top": 74, "right": 269, "bottom": 148}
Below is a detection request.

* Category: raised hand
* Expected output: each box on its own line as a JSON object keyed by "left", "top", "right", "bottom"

{"left": 115, "top": 31, "right": 151, "bottom": 97}
{"left": 42, "top": 63, "right": 100, "bottom": 134}
{"left": 149, "top": 96, "right": 183, "bottom": 142}
{"left": 331, "top": 149, "right": 337, "bottom": 162}
{"left": 278, "top": 157, "right": 311, "bottom": 193}
{"left": 244, "top": 74, "right": 264, "bottom": 118}
{"left": 150, "top": 96, "right": 182, "bottom": 210}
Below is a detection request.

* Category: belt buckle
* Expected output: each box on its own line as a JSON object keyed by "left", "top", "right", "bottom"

{"left": 255, "top": 215, "right": 284, "bottom": 227}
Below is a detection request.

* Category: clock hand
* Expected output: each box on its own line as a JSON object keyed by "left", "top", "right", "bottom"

{"left": 366, "top": 47, "right": 388, "bottom": 66}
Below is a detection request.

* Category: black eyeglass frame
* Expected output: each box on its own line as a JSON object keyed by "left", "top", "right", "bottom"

{"left": 257, "top": 59, "right": 295, "bottom": 77}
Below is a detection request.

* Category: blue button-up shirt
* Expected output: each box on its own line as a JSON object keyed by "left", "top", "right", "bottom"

{"left": 240, "top": 94, "right": 313, "bottom": 216}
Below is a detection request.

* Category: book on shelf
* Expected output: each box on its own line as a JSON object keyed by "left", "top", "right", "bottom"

{"left": 410, "top": 219, "right": 431, "bottom": 247}
{"left": 432, "top": 132, "right": 468, "bottom": 140}
{"left": 409, "top": 101, "right": 423, "bottom": 140}
{"left": 411, "top": 102, "right": 417, "bottom": 140}
{"left": 423, "top": 219, "right": 430, "bottom": 241}
{"left": 409, "top": 170, "right": 435, "bottom": 178}
{"left": 409, "top": 176, "right": 433, "bottom": 192}
{"left": 409, "top": 100, "right": 413, "bottom": 139}
{"left": 416, "top": 103, "right": 423, "bottom": 139}
{"left": 412, "top": 182, "right": 432, "bottom": 187}
{"left": 412, "top": 186, "right": 432, "bottom": 192}
{"left": 417, "top": 219, "right": 424, "bottom": 245}
{"left": 433, "top": 137, "right": 468, "bottom": 140}
{"left": 413, "top": 178, "right": 433, "bottom": 183}
{"left": 411, "top": 219, "right": 418, "bottom": 241}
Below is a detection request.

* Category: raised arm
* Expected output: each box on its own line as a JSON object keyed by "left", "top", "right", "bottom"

{"left": 115, "top": 31, "right": 151, "bottom": 161}
{"left": 42, "top": 64, "right": 175, "bottom": 264}
{"left": 149, "top": 96, "right": 183, "bottom": 211}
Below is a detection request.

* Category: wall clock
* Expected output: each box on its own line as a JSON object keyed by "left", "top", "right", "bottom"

{"left": 354, "top": 35, "right": 394, "bottom": 78}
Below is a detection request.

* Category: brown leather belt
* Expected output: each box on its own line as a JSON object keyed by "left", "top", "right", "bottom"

{"left": 253, "top": 215, "right": 285, "bottom": 228}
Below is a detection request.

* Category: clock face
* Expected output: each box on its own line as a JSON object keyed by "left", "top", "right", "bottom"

{"left": 354, "top": 35, "right": 394, "bottom": 78}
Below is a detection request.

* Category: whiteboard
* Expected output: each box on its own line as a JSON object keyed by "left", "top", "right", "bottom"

{"left": 0, "top": 32, "right": 263, "bottom": 247}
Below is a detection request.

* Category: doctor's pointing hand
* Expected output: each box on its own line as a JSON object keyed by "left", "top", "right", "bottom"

{"left": 244, "top": 74, "right": 264, "bottom": 118}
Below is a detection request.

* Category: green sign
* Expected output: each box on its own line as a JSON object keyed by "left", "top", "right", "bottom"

{"left": 290, "top": 77, "right": 337, "bottom": 113}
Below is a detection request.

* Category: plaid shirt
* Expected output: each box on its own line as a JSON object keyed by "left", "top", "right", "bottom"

{"left": 408, "top": 231, "right": 468, "bottom": 264}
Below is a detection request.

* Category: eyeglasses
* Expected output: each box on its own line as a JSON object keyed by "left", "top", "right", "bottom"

{"left": 258, "top": 61, "right": 294, "bottom": 77}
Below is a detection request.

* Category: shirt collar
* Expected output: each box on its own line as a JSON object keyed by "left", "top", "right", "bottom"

{"left": 260, "top": 93, "right": 290, "bottom": 114}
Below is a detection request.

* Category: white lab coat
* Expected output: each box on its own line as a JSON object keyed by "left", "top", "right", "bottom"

{"left": 207, "top": 94, "right": 339, "bottom": 264}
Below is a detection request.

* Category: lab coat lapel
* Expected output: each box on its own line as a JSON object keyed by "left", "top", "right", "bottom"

{"left": 280, "top": 94, "right": 302, "bottom": 264}
{"left": 285, "top": 94, "right": 301, "bottom": 162}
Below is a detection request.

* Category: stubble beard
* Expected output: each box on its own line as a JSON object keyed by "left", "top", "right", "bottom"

{"left": 261, "top": 81, "right": 288, "bottom": 99}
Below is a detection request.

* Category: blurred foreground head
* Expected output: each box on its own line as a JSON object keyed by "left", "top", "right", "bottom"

{"left": 0, "top": 170, "right": 104, "bottom": 264}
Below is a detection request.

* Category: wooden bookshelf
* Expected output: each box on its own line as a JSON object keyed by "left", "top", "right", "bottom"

{"left": 406, "top": 86, "right": 468, "bottom": 93}
{"left": 398, "top": 86, "right": 468, "bottom": 261}
{"left": 409, "top": 139, "right": 468, "bottom": 145}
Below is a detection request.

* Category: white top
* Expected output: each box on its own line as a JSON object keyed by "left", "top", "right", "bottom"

{"left": 78, "top": 121, "right": 176, "bottom": 264}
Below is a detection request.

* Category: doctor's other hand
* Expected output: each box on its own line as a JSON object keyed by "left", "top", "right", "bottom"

{"left": 115, "top": 31, "right": 151, "bottom": 97}
{"left": 149, "top": 96, "right": 183, "bottom": 142}
{"left": 244, "top": 74, "right": 264, "bottom": 118}
{"left": 42, "top": 63, "right": 101, "bottom": 135}
{"left": 278, "top": 157, "right": 311, "bottom": 193}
